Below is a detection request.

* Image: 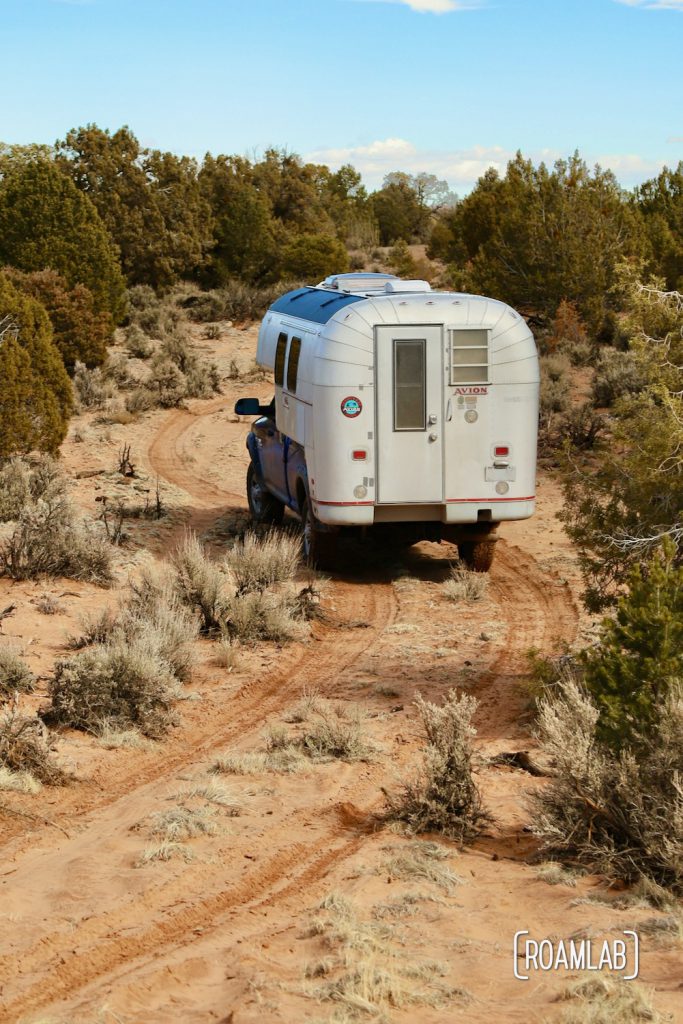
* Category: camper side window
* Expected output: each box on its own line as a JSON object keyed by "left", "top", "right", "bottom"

{"left": 393, "top": 339, "right": 426, "bottom": 431}
{"left": 286, "top": 336, "right": 302, "bottom": 393}
{"left": 274, "top": 332, "right": 288, "bottom": 386}
{"left": 449, "top": 329, "right": 489, "bottom": 385}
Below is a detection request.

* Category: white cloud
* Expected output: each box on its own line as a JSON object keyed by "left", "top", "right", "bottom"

{"left": 306, "top": 137, "right": 667, "bottom": 192}
{"left": 307, "top": 138, "right": 539, "bottom": 191}
{"left": 352, "top": 0, "right": 481, "bottom": 13}
{"left": 614, "top": 0, "right": 683, "bottom": 10}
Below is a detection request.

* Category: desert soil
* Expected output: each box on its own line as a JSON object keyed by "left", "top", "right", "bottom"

{"left": 0, "top": 324, "right": 680, "bottom": 1024}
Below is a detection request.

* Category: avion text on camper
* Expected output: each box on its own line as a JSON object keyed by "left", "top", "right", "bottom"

{"left": 454, "top": 386, "right": 488, "bottom": 395}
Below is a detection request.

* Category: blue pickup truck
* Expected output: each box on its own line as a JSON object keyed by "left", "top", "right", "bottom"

{"left": 235, "top": 396, "right": 332, "bottom": 565}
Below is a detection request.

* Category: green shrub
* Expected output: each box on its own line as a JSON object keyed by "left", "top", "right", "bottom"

{"left": 281, "top": 233, "right": 349, "bottom": 281}
{"left": 72, "top": 361, "right": 118, "bottom": 410}
{"left": 581, "top": 541, "right": 682, "bottom": 752}
{"left": 0, "top": 159, "right": 125, "bottom": 321}
{"left": 127, "top": 284, "right": 163, "bottom": 334}
{"left": 0, "top": 273, "right": 73, "bottom": 456}
{"left": 4, "top": 267, "right": 112, "bottom": 370}
{"left": 184, "top": 281, "right": 298, "bottom": 323}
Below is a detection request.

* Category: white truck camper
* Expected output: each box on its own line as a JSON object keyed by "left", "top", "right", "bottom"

{"left": 236, "top": 273, "right": 539, "bottom": 570}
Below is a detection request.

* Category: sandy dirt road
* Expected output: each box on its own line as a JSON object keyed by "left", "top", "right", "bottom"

{"left": 0, "top": 327, "right": 680, "bottom": 1024}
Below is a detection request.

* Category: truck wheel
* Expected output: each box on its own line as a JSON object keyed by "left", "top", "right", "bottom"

{"left": 301, "top": 498, "right": 336, "bottom": 569}
{"left": 247, "top": 462, "right": 284, "bottom": 525}
{"left": 458, "top": 540, "right": 496, "bottom": 573}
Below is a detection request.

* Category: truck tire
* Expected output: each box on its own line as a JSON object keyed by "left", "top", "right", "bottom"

{"left": 247, "top": 462, "right": 285, "bottom": 525}
{"left": 301, "top": 497, "right": 336, "bottom": 569}
{"left": 458, "top": 539, "right": 496, "bottom": 573}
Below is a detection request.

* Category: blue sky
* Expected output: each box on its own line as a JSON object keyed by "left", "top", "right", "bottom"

{"left": 1, "top": 0, "right": 681, "bottom": 193}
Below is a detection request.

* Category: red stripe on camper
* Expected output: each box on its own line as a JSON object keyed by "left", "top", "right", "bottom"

{"left": 446, "top": 496, "right": 535, "bottom": 503}
{"left": 314, "top": 500, "right": 375, "bottom": 506}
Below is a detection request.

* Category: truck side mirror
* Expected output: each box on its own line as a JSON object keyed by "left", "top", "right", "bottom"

{"left": 234, "top": 397, "right": 273, "bottom": 416}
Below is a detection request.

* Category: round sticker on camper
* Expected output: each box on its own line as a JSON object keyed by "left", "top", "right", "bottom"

{"left": 341, "top": 396, "right": 362, "bottom": 418}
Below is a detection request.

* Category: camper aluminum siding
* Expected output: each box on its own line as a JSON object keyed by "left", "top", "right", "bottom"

{"left": 256, "top": 287, "right": 539, "bottom": 528}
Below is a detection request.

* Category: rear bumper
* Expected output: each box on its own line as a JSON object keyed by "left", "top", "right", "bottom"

{"left": 312, "top": 498, "right": 535, "bottom": 527}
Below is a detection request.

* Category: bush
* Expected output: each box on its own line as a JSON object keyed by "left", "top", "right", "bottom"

{"left": 221, "top": 589, "right": 305, "bottom": 644}
{"left": 47, "top": 638, "right": 177, "bottom": 738}
{"left": 172, "top": 533, "right": 227, "bottom": 634}
{"left": 592, "top": 348, "right": 645, "bottom": 407}
{"left": 443, "top": 564, "right": 488, "bottom": 603}
{"left": 0, "top": 705, "right": 67, "bottom": 784}
{"left": 145, "top": 355, "right": 187, "bottom": 407}
{"left": 225, "top": 529, "right": 300, "bottom": 594}
{"left": 124, "top": 323, "right": 154, "bottom": 359}
{"left": 0, "top": 646, "right": 35, "bottom": 699}
{"left": 300, "top": 707, "right": 372, "bottom": 762}
{"left": 4, "top": 267, "right": 112, "bottom": 371}
{"left": 0, "top": 272, "right": 73, "bottom": 457}
{"left": 548, "top": 300, "right": 594, "bottom": 366}
{"left": 281, "top": 233, "right": 349, "bottom": 281}
{"left": 127, "top": 284, "right": 163, "bottom": 335}
{"left": 581, "top": 541, "right": 683, "bottom": 752}
{"left": 530, "top": 676, "right": 682, "bottom": 894}
{"left": 184, "top": 281, "right": 298, "bottom": 324}
{"left": 73, "top": 361, "right": 118, "bottom": 410}
{"left": 0, "top": 159, "right": 126, "bottom": 320}
{"left": 383, "top": 691, "right": 491, "bottom": 843}
{"left": 0, "top": 495, "right": 112, "bottom": 583}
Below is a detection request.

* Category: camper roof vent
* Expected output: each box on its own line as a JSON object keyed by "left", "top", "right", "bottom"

{"left": 320, "top": 273, "right": 398, "bottom": 293}
{"left": 384, "top": 279, "right": 432, "bottom": 294}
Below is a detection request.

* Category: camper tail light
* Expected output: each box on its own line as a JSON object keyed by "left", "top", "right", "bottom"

{"left": 494, "top": 446, "right": 509, "bottom": 458}
{"left": 352, "top": 449, "right": 367, "bottom": 461}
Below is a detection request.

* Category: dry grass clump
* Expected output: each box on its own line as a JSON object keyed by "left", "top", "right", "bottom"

{"left": 144, "top": 805, "right": 219, "bottom": 841}
{"left": 535, "top": 862, "right": 578, "bottom": 887}
{"left": 172, "top": 533, "right": 227, "bottom": 634}
{"left": 0, "top": 703, "right": 66, "bottom": 785}
{"left": 135, "top": 841, "right": 194, "bottom": 866}
{"left": 379, "top": 841, "right": 462, "bottom": 893}
{"left": 35, "top": 593, "right": 61, "bottom": 615}
{"left": 0, "top": 646, "right": 35, "bottom": 699}
{"left": 443, "top": 564, "right": 489, "bottom": 603}
{"left": 529, "top": 677, "right": 683, "bottom": 895}
{"left": 213, "top": 747, "right": 307, "bottom": 775}
{"left": 172, "top": 531, "right": 308, "bottom": 645}
{"left": 225, "top": 529, "right": 301, "bottom": 594}
{"left": 0, "top": 765, "right": 42, "bottom": 794}
{"left": 0, "top": 495, "right": 112, "bottom": 584}
{"left": 553, "top": 975, "right": 663, "bottom": 1023}
{"left": 96, "top": 723, "right": 154, "bottom": 750}
{"left": 383, "top": 690, "right": 492, "bottom": 843}
{"left": 47, "top": 639, "right": 177, "bottom": 739}
{"left": 222, "top": 589, "right": 307, "bottom": 644}
{"left": 300, "top": 707, "right": 373, "bottom": 762}
{"left": 305, "top": 893, "right": 459, "bottom": 1018}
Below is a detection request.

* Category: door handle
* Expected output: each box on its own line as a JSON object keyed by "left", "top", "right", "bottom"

{"left": 446, "top": 399, "right": 453, "bottom": 422}
{"left": 428, "top": 413, "right": 438, "bottom": 425}
{"left": 429, "top": 433, "right": 438, "bottom": 442}
{"left": 283, "top": 396, "right": 290, "bottom": 408}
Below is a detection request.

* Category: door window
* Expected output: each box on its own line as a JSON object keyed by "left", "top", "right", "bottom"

{"left": 393, "top": 339, "right": 426, "bottom": 430}
{"left": 274, "top": 332, "right": 288, "bottom": 386}
{"left": 286, "top": 336, "right": 302, "bottom": 393}
{"left": 449, "top": 329, "right": 489, "bottom": 384}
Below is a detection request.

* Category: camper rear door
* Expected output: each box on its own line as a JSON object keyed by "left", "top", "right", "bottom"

{"left": 375, "top": 325, "right": 444, "bottom": 504}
